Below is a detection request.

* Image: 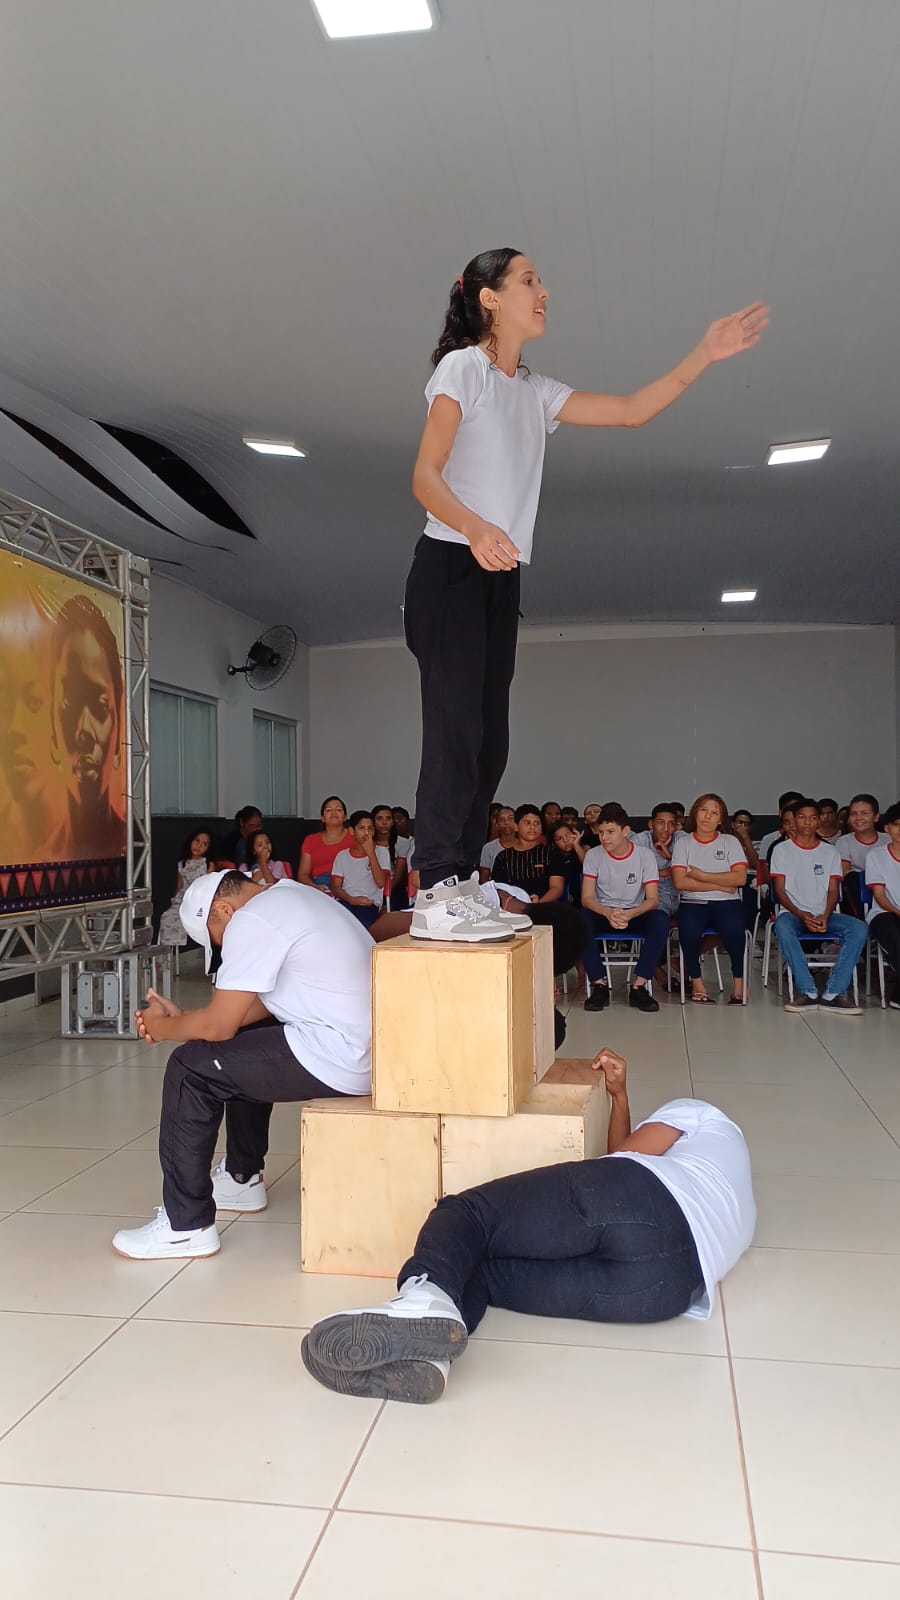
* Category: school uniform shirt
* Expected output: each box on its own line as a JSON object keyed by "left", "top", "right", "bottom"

{"left": 423, "top": 346, "right": 573, "bottom": 564}
{"left": 769, "top": 838, "right": 842, "bottom": 916}
{"left": 841, "top": 832, "right": 889, "bottom": 872}
{"left": 864, "top": 843, "right": 900, "bottom": 920}
{"left": 608, "top": 1098, "right": 756, "bottom": 1319}
{"left": 214, "top": 880, "right": 372, "bottom": 1094}
{"left": 758, "top": 828, "right": 783, "bottom": 860}
{"left": 479, "top": 837, "right": 504, "bottom": 872}
{"left": 395, "top": 835, "right": 414, "bottom": 861}
{"left": 630, "top": 829, "right": 679, "bottom": 915}
{"left": 301, "top": 829, "right": 352, "bottom": 880}
{"left": 582, "top": 842, "right": 659, "bottom": 911}
{"left": 491, "top": 843, "right": 565, "bottom": 899}
{"left": 671, "top": 832, "right": 747, "bottom": 902}
{"left": 332, "top": 845, "right": 391, "bottom": 904}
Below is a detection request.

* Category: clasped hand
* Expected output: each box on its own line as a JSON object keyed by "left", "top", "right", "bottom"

{"left": 134, "top": 986, "right": 182, "bottom": 1044}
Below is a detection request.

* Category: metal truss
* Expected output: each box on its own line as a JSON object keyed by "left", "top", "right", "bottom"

{"left": 0, "top": 489, "right": 153, "bottom": 977}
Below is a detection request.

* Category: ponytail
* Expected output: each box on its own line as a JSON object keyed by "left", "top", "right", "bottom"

{"left": 431, "top": 246, "right": 524, "bottom": 367}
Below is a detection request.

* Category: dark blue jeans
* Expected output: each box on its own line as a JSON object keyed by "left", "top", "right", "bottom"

{"left": 677, "top": 899, "right": 746, "bottom": 981}
{"left": 399, "top": 1155, "right": 704, "bottom": 1334}
{"left": 581, "top": 907, "right": 670, "bottom": 983}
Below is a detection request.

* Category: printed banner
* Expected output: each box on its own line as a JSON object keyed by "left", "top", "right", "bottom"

{"left": 0, "top": 550, "right": 127, "bottom": 914}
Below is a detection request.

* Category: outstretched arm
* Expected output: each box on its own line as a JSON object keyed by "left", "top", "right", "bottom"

{"left": 557, "top": 303, "right": 769, "bottom": 430}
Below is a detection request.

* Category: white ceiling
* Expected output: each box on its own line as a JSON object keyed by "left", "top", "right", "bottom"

{"left": 1, "top": 0, "right": 899, "bottom": 642}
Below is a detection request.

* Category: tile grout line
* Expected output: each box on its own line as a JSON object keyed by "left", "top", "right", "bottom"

{"left": 288, "top": 1403, "right": 388, "bottom": 1597}
{"left": 0, "top": 1317, "right": 128, "bottom": 1445}
{"left": 720, "top": 1290, "right": 765, "bottom": 1600}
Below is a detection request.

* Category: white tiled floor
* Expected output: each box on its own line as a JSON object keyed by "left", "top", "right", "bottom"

{"left": 0, "top": 976, "right": 898, "bottom": 1597}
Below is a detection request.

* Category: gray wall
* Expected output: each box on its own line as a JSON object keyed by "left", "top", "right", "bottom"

{"left": 310, "top": 625, "right": 898, "bottom": 816}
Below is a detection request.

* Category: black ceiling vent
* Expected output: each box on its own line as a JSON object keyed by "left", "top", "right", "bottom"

{"left": 98, "top": 424, "right": 254, "bottom": 538}
{"left": 2, "top": 411, "right": 173, "bottom": 533}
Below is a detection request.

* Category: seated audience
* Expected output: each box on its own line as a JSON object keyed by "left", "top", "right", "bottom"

{"left": 816, "top": 798, "right": 843, "bottom": 848}
{"left": 865, "top": 802, "right": 900, "bottom": 1009}
{"left": 298, "top": 796, "right": 352, "bottom": 890}
{"left": 770, "top": 798, "right": 866, "bottom": 1016}
{"left": 580, "top": 802, "right": 668, "bottom": 1014}
{"left": 390, "top": 807, "right": 415, "bottom": 907}
{"left": 159, "top": 828, "right": 215, "bottom": 946}
{"left": 221, "top": 805, "right": 262, "bottom": 869}
{"left": 672, "top": 794, "right": 748, "bottom": 1003}
{"left": 561, "top": 805, "right": 581, "bottom": 830}
{"left": 479, "top": 804, "right": 516, "bottom": 882}
{"left": 492, "top": 804, "right": 565, "bottom": 903}
{"left": 731, "top": 809, "right": 759, "bottom": 870}
{"left": 540, "top": 800, "right": 562, "bottom": 841}
{"left": 577, "top": 801, "right": 603, "bottom": 861}
{"left": 841, "top": 794, "right": 888, "bottom": 920}
{"left": 551, "top": 821, "right": 584, "bottom": 904}
{"left": 331, "top": 809, "right": 391, "bottom": 929}
{"left": 837, "top": 804, "right": 851, "bottom": 833}
{"left": 758, "top": 792, "right": 802, "bottom": 860}
{"left": 631, "top": 804, "right": 680, "bottom": 916}
{"left": 301, "top": 1048, "right": 755, "bottom": 1405}
{"left": 372, "top": 803, "right": 404, "bottom": 902}
{"left": 114, "top": 870, "right": 373, "bottom": 1260}
{"left": 243, "top": 829, "right": 291, "bottom": 885}
{"left": 671, "top": 802, "right": 686, "bottom": 835}
{"left": 392, "top": 805, "right": 413, "bottom": 842}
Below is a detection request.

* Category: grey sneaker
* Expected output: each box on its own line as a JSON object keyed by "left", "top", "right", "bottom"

{"left": 784, "top": 993, "right": 818, "bottom": 1013}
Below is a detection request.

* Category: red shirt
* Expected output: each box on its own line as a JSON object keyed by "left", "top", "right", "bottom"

{"left": 302, "top": 829, "right": 352, "bottom": 879}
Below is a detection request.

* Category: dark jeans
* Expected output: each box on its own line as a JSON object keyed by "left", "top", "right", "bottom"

{"left": 581, "top": 907, "right": 670, "bottom": 983}
{"left": 522, "top": 900, "right": 591, "bottom": 976}
{"left": 677, "top": 899, "right": 746, "bottom": 981}
{"left": 160, "top": 1019, "right": 342, "bottom": 1230}
{"left": 871, "top": 910, "right": 900, "bottom": 977}
{"left": 344, "top": 902, "right": 380, "bottom": 930}
{"left": 404, "top": 535, "right": 520, "bottom": 888}
{"left": 400, "top": 1155, "right": 704, "bottom": 1334}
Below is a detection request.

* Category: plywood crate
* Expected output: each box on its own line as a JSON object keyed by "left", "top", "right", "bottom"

{"left": 527, "top": 923, "right": 556, "bottom": 1081}
{"left": 441, "top": 1072, "right": 610, "bottom": 1193}
{"left": 300, "top": 1097, "right": 440, "bottom": 1277}
{"left": 372, "top": 932, "right": 540, "bottom": 1117}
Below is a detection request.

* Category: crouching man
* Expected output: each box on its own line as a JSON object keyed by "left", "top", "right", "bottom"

{"left": 301, "top": 1048, "right": 756, "bottom": 1403}
{"left": 113, "top": 870, "right": 372, "bottom": 1260}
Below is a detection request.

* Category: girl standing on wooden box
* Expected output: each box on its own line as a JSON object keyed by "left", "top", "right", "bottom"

{"left": 405, "top": 248, "right": 768, "bottom": 941}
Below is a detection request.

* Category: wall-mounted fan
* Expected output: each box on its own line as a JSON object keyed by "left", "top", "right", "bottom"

{"left": 227, "top": 625, "right": 297, "bottom": 690}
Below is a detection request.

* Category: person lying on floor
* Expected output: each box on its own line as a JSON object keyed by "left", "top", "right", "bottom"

{"left": 112, "top": 869, "right": 373, "bottom": 1260}
{"left": 301, "top": 1049, "right": 755, "bottom": 1404}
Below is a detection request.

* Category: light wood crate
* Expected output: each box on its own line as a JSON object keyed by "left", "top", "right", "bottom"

{"left": 372, "top": 931, "right": 542, "bottom": 1117}
{"left": 300, "top": 1097, "right": 440, "bottom": 1277}
{"left": 440, "top": 1072, "right": 610, "bottom": 1193}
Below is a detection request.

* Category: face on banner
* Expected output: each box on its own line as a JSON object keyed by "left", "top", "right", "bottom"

{"left": 0, "top": 554, "right": 127, "bottom": 886}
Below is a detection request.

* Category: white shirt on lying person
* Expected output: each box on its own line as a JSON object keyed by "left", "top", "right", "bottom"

{"left": 608, "top": 1098, "right": 756, "bottom": 1319}
{"left": 769, "top": 838, "right": 842, "bottom": 916}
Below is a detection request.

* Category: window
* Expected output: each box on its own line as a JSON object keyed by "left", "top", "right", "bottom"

{"left": 150, "top": 687, "right": 218, "bottom": 814}
{"left": 253, "top": 712, "right": 298, "bottom": 814}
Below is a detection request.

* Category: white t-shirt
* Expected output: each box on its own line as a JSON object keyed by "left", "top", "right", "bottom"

{"left": 582, "top": 842, "right": 659, "bottom": 910}
{"left": 865, "top": 843, "right": 900, "bottom": 920}
{"left": 609, "top": 1099, "right": 756, "bottom": 1319}
{"left": 758, "top": 828, "right": 783, "bottom": 859}
{"left": 395, "top": 835, "right": 414, "bottom": 861}
{"left": 423, "top": 346, "right": 573, "bottom": 564}
{"left": 214, "top": 880, "right": 372, "bottom": 1094}
{"left": 332, "top": 845, "right": 391, "bottom": 904}
{"left": 631, "top": 829, "right": 679, "bottom": 912}
{"left": 671, "top": 832, "right": 747, "bottom": 902}
{"left": 769, "top": 838, "right": 842, "bottom": 916}
{"left": 841, "top": 832, "right": 889, "bottom": 872}
{"left": 480, "top": 838, "right": 504, "bottom": 871}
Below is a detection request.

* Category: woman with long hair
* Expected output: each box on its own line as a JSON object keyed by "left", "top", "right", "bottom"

{"left": 672, "top": 794, "right": 749, "bottom": 1004}
{"left": 404, "top": 248, "right": 767, "bottom": 940}
{"left": 298, "top": 795, "right": 351, "bottom": 891}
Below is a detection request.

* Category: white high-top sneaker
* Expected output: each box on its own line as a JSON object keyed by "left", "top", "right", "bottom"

{"left": 112, "top": 1207, "right": 221, "bottom": 1260}
{"left": 466, "top": 874, "right": 533, "bottom": 930}
{"left": 411, "top": 882, "right": 514, "bottom": 942}
{"left": 211, "top": 1157, "right": 268, "bottom": 1213}
{"left": 304, "top": 1273, "right": 468, "bottom": 1374}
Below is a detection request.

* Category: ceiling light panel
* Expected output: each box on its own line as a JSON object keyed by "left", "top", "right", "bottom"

{"left": 311, "top": 0, "right": 438, "bottom": 39}
{"left": 243, "top": 437, "right": 307, "bottom": 457}
{"left": 721, "top": 590, "right": 758, "bottom": 603}
{"left": 767, "top": 439, "right": 831, "bottom": 465}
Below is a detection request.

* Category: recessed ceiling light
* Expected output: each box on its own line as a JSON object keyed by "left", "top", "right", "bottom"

{"left": 243, "top": 437, "right": 307, "bottom": 458}
{"left": 721, "top": 589, "right": 758, "bottom": 603}
{"left": 767, "top": 438, "right": 830, "bottom": 466}
{"left": 311, "top": 0, "right": 438, "bottom": 39}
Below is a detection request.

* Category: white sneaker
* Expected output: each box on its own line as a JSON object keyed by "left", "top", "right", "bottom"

{"left": 304, "top": 1274, "right": 468, "bottom": 1373}
{"left": 465, "top": 874, "right": 532, "bottom": 930}
{"left": 301, "top": 1339, "right": 450, "bottom": 1404}
{"left": 411, "top": 888, "right": 514, "bottom": 943}
{"left": 112, "top": 1206, "right": 220, "bottom": 1260}
{"left": 211, "top": 1157, "right": 268, "bottom": 1212}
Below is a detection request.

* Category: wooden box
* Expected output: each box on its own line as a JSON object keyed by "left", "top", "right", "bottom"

{"left": 300, "top": 1097, "right": 440, "bottom": 1277}
{"left": 372, "top": 932, "right": 540, "bottom": 1117}
{"left": 527, "top": 923, "right": 556, "bottom": 1081}
{"left": 440, "top": 1074, "right": 610, "bottom": 1194}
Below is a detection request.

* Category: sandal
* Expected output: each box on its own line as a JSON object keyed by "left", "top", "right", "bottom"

{"left": 728, "top": 995, "right": 744, "bottom": 1006}
{"left": 691, "top": 990, "right": 715, "bottom": 1004}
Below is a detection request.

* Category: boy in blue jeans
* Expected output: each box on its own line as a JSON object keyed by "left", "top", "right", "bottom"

{"left": 770, "top": 798, "right": 867, "bottom": 1015}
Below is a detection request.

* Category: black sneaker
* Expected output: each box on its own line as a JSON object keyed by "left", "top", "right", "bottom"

{"left": 629, "top": 985, "right": 659, "bottom": 1013}
{"left": 784, "top": 993, "right": 817, "bottom": 1013}
{"left": 818, "top": 993, "right": 862, "bottom": 1017}
{"left": 584, "top": 984, "right": 610, "bottom": 1012}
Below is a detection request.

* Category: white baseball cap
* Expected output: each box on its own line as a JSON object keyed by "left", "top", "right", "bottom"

{"left": 180, "top": 869, "right": 232, "bottom": 972}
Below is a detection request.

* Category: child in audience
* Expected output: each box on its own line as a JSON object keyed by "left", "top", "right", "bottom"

{"left": 390, "top": 807, "right": 416, "bottom": 907}
{"left": 580, "top": 803, "right": 668, "bottom": 1014}
{"left": 331, "top": 810, "right": 391, "bottom": 929}
{"left": 816, "top": 798, "right": 843, "bottom": 847}
{"left": 841, "top": 794, "right": 888, "bottom": 919}
{"left": 159, "top": 828, "right": 215, "bottom": 946}
{"left": 671, "top": 803, "right": 686, "bottom": 835}
{"left": 372, "top": 804, "right": 404, "bottom": 903}
{"left": 758, "top": 792, "right": 802, "bottom": 860}
{"left": 561, "top": 805, "right": 580, "bottom": 830}
{"left": 298, "top": 796, "right": 352, "bottom": 890}
{"left": 577, "top": 802, "right": 603, "bottom": 860}
{"left": 672, "top": 794, "right": 748, "bottom": 1003}
{"left": 479, "top": 804, "right": 516, "bottom": 881}
{"left": 540, "top": 801, "right": 562, "bottom": 840}
{"left": 243, "top": 830, "right": 291, "bottom": 885}
{"left": 770, "top": 798, "right": 866, "bottom": 1016}
{"left": 491, "top": 804, "right": 565, "bottom": 903}
{"left": 551, "top": 821, "right": 584, "bottom": 903}
{"left": 865, "top": 802, "right": 900, "bottom": 1009}
{"left": 631, "top": 804, "right": 680, "bottom": 917}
